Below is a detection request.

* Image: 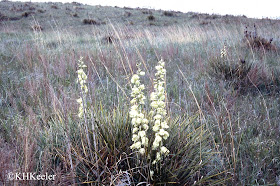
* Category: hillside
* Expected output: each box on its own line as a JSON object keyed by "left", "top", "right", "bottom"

{"left": 1, "top": 1, "right": 279, "bottom": 30}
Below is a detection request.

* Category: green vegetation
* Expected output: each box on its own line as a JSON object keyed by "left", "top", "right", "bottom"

{"left": 0, "top": 1, "right": 280, "bottom": 185}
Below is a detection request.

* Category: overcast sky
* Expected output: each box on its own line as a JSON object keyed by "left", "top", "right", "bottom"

{"left": 9, "top": 0, "right": 280, "bottom": 19}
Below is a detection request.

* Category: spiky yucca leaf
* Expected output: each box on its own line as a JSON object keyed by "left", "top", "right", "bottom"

{"left": 74, "top": 103, "right": 137, "bottom": 185}
{"left": 149, "top": 114, "right": 222, "bottom": 185}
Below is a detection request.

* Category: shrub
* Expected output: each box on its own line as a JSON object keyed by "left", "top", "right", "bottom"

{"left": 163, "top": 11, "right": 174, "bottom": 17}
{"left": 124, "top": 6, "right": 133, "bottom": 10}
{"left": 8, "top": 16, "right": 21, "bottom": 21}
{"left": 142, "top": 10, "right": 150, "bottom": 14}
{"left": 51, "top": 5, "right": 59, "bottom": 9}
{"left": 22, "top": 11, "right": 35, "bottom": 17}
{"left": 147, "top": 15, "right": 155, "bottom": 21}
{"left": 205, "top": 14, "right": 220, "bottom": 19}
{"left": 190, "top": 14, "right": 199, "bottom": 19}
{"left": 83, "top": 19, "right": 100, "bottom": 25}
{"left": 200, "top": 21, "right": 211, "bottom": 26}
{"left": 124, "top": 11, "right": 131, "bottom": 17}
{"left": 28, "top": 6, "right": 36, "bottom": 11}
{"left": 72, "top": 1, "right": 82, "bottom": 6}
{"left": 37, "top": 9, "right": 46, "bottom": 13}
{"left": 72, "top": 13, "right": 78, "bottom": 17}
{"left": 22, "top": 12, "right": 29, "bottom": 17}
{"left": 209, "top": 57, "right": 252, "bottom": 82}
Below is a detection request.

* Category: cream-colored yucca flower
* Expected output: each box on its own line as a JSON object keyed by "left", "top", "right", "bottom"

{"left": 139, "top": 148, "right": 145, "bottom": 155}
{"left": 131, "top": 141, "right": 141, "bottom": 149}
{"left": 131, "top": 74, "right": 140, "bottom": 84}
{"left": 160, "top": 146, "right": 170, "bottom": 154}
{"left": 76, "top": 57, "right": 88, "bottom": 118}
{"left": 150, "top": 59, "right": 170, "bottom": 164}
{"left": 150, "top": 170, "right": 154, "bottom": 180}
{"left": 220, "top": 44, "right": 227, "bottom": 58}
{"left": 130, "top": 64, "right": 149, "bottom": 154}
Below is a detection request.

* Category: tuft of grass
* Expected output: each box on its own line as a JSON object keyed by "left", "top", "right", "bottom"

{"left": 51, "top": 5, "right": 59, "bottom": 9}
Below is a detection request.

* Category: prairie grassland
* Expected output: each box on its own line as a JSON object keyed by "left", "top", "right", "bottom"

{"left": 0, "top": 1, "right": 280, "bottom": 185}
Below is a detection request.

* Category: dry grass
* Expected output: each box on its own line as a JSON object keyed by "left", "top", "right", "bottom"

{"left": 0, "top": 1, "right": 280, "bottom": 185}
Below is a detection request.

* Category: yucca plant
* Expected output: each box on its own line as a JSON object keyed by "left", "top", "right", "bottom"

{"left": 58, "top": 57, "right": 225, "bottom": 185}
{"left": 126, "top": 60, "right": 222, "bottom": 185}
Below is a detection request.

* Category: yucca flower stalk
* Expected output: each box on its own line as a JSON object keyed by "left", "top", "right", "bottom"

{"left": 129, "top": 60, "right": 170, "bottom": 180}
{"left": 129, "top": 64, "right": 149, "bottom": 155}
{"left": 76, "top": 57, "right": 99, "bottom": 181}
{"left": 65, "top": 57, "right": 89, "bottom": 183}
{"left": 150, "top": 59, "right": 169, "bottom": 165}
{"left": 220, "top": 44, "right": 227, "bottom": 59}
{"left": 76, "top": 57, "right": 92, "bottom": 156}
{"left": 77, "top": 57, "right": 88, "bottom": 118}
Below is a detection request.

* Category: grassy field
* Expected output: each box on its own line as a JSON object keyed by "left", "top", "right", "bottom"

{"left": 1, "top": 1, "right": 280, "bottom": 185}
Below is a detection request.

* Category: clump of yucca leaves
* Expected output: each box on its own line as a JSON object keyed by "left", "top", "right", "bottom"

{"left": 80, "top": 104, "right": 220, "bottom": 185}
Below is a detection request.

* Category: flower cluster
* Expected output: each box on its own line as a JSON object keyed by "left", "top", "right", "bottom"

{"left": 77, "top": 58, "right": 88, "bottom": 94}
{"left": 129, "top": 60, "right": 170, "bottom": 173}
{"left": 220, "top": 44, "right": 227, "bottom": 59}
{"left": 129, "top": 65, "right": 149, "bottom": 155}
{"left": 150, "top": 60, "right": 169, "bottom": 164}
{"left": 76, "top": 57, "right": 88, "bottom": 118}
